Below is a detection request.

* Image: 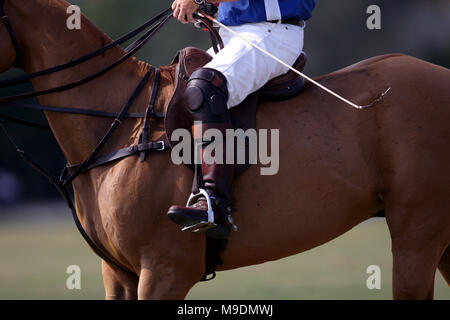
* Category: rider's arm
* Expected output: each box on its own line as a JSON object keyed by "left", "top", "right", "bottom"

{"left": 172, "top": 0, "right": 237, "bottom": 24}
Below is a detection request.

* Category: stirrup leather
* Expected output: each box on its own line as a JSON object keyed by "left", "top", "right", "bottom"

{"left": 181, "top": 188, "right": 217, "bottom": 233}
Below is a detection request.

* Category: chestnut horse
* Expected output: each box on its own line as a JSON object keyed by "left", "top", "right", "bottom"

{"left": 1, "top": 0, "right": 449, "bottom": 299}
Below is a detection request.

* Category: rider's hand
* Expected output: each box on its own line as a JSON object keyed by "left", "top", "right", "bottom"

{"left": 172, "top": 0, "right": 199, "bottom": 24}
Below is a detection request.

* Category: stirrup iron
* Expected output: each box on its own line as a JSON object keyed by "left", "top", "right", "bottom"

{"left": 181, "top": 188, "right": 217, "bottom": 233}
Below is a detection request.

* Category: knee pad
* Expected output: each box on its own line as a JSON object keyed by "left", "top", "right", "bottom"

{"left": 184, "top": 68, "right": 230, "bottom": 123}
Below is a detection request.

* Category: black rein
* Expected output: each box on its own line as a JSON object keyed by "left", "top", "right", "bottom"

{"left": 0, "top": 4, "right": 222, "bottom": 281}
{"left": 0, "top": 5, "right": 175, "bottom": 276}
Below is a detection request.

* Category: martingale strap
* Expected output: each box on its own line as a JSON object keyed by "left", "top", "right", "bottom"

{"left": 61, "top": 66, "right": 156, "bottom": 187}
{"left": 0, "top": 66, "right": 168, "bottom": 276}
{"left": 0, "top": 119, "right": 133, "bottom": 274}
{"left": 0, "top": 5, "right": 226, "bottom": 280}
{"left": 65, "top": 141, "right": 168, "bottom": 174}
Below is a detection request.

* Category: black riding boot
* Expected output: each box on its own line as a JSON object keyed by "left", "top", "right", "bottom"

{"left": 167, "top": 68, "right": 237, "bottom": 239}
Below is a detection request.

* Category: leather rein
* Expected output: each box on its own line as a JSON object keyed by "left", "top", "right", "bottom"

{"left": 0, "top": 2, "right": 222, "bottom": 278}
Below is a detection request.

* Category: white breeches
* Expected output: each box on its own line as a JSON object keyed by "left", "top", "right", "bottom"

{"left": 205, "top": 21, "right": 305, "bottom": 108}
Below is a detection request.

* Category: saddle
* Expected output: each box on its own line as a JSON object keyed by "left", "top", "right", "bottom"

{"left": 165, "top": 47, "right": 307, "bottom": 176}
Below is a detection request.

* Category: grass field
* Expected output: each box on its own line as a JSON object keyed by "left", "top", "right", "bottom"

{"left": 0, "top": 203, "right": 448, "bottom": 300}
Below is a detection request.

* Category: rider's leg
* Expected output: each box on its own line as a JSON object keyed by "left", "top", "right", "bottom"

{"left": 206, "top": 21, "right": 304, "bottom": 108}
{"left": 167, "top": 68, "right": 235, "bottom": 239}
{"left": 167, "top": 22, "right": 304, "bottom": 239}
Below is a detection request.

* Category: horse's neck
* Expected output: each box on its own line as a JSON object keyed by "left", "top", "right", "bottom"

{"left": 13, "top": 0, "right": 166, "bottom": 164}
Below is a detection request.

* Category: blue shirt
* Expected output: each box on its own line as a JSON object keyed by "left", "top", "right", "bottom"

{"left": 218, "top": 0, "right": 316, "bottom": 26}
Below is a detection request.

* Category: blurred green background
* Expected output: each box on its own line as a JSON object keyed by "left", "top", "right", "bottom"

{"left": 0, "top": 205, "right": 448, "bottom": 300}
{"left": 0, "top": 0, "right": 449, "bottom": 299}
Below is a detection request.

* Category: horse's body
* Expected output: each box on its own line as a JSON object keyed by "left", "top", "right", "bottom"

{"left": 1, "top": 0, "right": 449, "bottom": 299}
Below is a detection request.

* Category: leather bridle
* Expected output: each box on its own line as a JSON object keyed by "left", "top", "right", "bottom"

{"left": 0, "top": 2, "right": 223, "bottom": 280}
